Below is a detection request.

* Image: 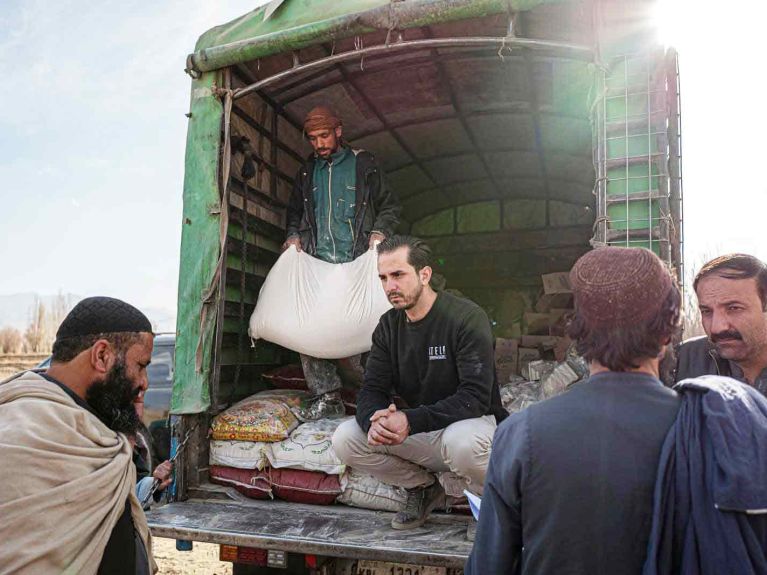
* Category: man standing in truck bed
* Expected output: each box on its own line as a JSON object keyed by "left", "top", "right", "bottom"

{"left": 332, "top": 235, "right": 507, "bottom": 534}
{"left": 283, "top": 105, "right": 400, "bottom": 421}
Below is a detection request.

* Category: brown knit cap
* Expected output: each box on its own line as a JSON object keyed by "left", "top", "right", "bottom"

{"left": 304, "top": 106, "right": 341, "bottom": 133}
{"left": 569, "top": 247, "right": 673, "bottom": 328}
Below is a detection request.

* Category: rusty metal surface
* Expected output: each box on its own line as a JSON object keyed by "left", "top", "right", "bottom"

{"left": 147, "top": 494, "right": 473, "bottom": 567}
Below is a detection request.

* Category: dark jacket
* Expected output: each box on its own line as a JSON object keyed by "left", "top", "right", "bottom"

{"left": 357, "top": 291, "right": 507, "bottom": 435}
{"left": 466, "top": 372, "right": 680, "bottom": 575}
{"left": 675, "top": 336, "right": 730, "bottom": 380}
{"left": 286, "top": 148, "right": 401, "bottom": 259}
{"left": 643, "top": 376, "right": 767, "bottom": 575}
{"left": 676, "top": 336, "right": 767, "bottom": 395}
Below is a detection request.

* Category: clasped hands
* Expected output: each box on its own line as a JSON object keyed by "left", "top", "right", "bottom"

{"left": 367, "top": 403, "right": 409, "bottom": 446}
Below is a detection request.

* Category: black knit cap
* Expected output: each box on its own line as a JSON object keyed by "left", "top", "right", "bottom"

{"left": 55, "top": 296, "right": 153, "bottom": 340}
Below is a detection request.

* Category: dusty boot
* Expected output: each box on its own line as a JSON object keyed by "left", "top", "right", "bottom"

{"left": 295, "top": 391, "right": 345, "bottom": 422}
{"left": 391, "top": 481, "right": 444, "bottom": 530}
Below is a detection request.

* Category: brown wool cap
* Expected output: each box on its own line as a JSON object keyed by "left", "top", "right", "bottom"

{"left": 569, "top": 247, "right": 673, "bottom": 328}
{"left": 303, "top": 106, "right": 341, "bottom": 134}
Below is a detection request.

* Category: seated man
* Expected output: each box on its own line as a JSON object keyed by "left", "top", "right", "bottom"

{"left": 332, "top": 235, "right": 507, "bottom": 532}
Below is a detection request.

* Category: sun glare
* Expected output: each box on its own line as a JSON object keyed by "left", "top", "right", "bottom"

{"left": 652, "top": 0, "right": 685, "bottom": 48}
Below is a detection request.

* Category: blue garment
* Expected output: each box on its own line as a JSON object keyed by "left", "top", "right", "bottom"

{"left": 466, "top": 372, "right": 679, "bottom": 575}
{"left": 643, "top": 376, "right": 767, "bottom": 575}
{"left": 312, "top": 146, "right": 357, "bottom": 263}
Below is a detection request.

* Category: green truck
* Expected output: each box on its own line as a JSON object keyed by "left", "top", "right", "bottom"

{"left": 147, "top": 0, "right": 683, "bottom": 572}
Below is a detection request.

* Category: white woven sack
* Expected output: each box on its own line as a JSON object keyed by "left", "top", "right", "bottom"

{"left": 268, "top": 417, "right": 349, "bottom": 475}
{"left": 209, "top": 440, "right": 269, "bottom": 470}
{"left": 336, "top": 469, "right": 407, "bottom": 512}
{"left": 248, "top": 246, "right": 391, "bottom": 359}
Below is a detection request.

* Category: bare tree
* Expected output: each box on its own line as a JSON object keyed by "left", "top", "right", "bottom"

{"left": 0, "top": 327, "right": 23, "bottom": 354}
{"left": 22, "top": 293, "right": 76, "bottom": 354}
{"left": 49, "top": 292, "right": 75, "bottom": 336}
{"left": 24, "top": 298, "right": 49, "bottom": 353}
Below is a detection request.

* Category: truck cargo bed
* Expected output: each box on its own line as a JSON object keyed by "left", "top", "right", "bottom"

{"left": 147, "top": 484, "right": 473, "bottom": 568}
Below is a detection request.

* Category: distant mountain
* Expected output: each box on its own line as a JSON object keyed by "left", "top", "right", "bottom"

{"left": 0, "top": 293, "right": 176, "bottom": 334}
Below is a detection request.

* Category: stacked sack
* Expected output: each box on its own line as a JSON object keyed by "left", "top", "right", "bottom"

{"left": 208, "top": 367, "right": 471, "bottom": 514}
{"left": 209, "top": 389, "right": 345, "bottom": 504}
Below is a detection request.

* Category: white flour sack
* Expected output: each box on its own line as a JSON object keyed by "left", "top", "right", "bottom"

{"left": 249, "top": 246, "right": 391, "bottom": 359}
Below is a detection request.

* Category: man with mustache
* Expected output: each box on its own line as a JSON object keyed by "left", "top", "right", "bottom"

{"left": 676, "top": 254, "right": 767, "bottom": 394}
{"left": 0, "top": 297, "right": 157, "bottom": 574}
{"left": 332, "top": 236, "right": 507, "bottom": 535}
{"left": 284, "top": 105, "right": 400, "bottom": 421}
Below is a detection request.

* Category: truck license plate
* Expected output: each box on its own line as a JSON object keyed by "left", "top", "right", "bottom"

{"left": 354, "top": 560, "right": 447, "bottom": 575}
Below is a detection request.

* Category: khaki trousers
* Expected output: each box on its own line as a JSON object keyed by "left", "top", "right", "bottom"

{"left": 332, "top": 415, "right": 496, "bottom": 495}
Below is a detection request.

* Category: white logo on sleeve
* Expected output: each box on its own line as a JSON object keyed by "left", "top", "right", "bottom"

{"left": 428, "top": 345, "right": 447, "bottom": 361}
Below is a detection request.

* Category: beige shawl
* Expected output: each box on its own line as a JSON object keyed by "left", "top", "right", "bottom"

{"left": 0, "top": 371, "right": 157, "bottom": 574}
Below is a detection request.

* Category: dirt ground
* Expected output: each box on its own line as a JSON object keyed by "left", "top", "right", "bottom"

{"left": 153, "top": 537, "right": 232, "bottom": 575}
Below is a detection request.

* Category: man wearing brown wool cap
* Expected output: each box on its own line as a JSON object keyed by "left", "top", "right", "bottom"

{"left": 0, "top": 296, "right": 157, "bottom": 574}
{"left": 466, "top": 247, "right": 682, "bottom": 575}
{"left": 284, "top": 105, "right": 401, "bottom": 421}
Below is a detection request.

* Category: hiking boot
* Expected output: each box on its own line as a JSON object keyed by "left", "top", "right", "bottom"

{"left": 391, "top": 482, "right": 444, "bottom": 530}
{"left": 466, "top": 520, "right": 477, "bottom": 542}
{"left": 294, "top": 392, "right": 345, "bottom": 422}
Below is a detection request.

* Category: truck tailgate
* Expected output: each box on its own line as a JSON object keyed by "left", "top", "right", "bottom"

{"left": 146, "top": 498, "right": 472, "bottom": 568}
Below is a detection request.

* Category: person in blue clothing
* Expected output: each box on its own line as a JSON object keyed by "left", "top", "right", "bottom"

{"left": 466, "top": 247, "right": 682, "bottom": 575}
{"left": 283, "top": 105, "right": 401, "bottom": 421}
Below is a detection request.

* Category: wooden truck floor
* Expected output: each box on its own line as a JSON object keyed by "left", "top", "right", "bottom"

{"left": 146, "top": 484, "right": 473, "bottom": 568}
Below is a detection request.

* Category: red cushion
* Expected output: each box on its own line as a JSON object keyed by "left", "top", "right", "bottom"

{"left": 209, "top": 466, "right": 271, "bottom": 499}
{"left": 262, "top": 365, "right": 308, "bottom": 390}
{"left": 210, "top": 466, "right": 342, "bottom": 505}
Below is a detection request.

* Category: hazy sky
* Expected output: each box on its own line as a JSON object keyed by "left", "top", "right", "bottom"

{"left": 0, "top": 0, "right": 261, "bottom": 328}
{"left": 657, "top": 0, "right": 767, "bottom": 278}
{"left": 1, "top": 0, "right": 765, "bottom": 327}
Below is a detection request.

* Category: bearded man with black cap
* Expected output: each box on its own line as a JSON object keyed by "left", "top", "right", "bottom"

{"left": 283, "top": 105, "right": 401, "bottom": 421}
{"left": 0, "top": 296, "right": 157, "bottom": 574}
{"left": 466, "top": 247, "right": 682, "bottom": 575}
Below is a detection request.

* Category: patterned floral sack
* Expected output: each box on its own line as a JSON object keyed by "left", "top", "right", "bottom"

{"left": 209, "top": 440, "right": 269, "bottom": 470}
{"left": 268, "top": 417, "right": 350, "bottom": 475}
{"left": 210, "top": 390, "right": 308, "bottom": 442}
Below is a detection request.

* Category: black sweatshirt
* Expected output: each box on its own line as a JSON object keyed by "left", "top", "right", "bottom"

{"left": 357, "top": 291, "right": 507, "bottom": 435}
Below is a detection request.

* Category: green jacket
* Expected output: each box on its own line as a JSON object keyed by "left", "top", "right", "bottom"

{"left": 312, "top": 146, "right": 358, "bottom": 263}
{"left": 286, "top": 146, "right": 401, "bottom": 262}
